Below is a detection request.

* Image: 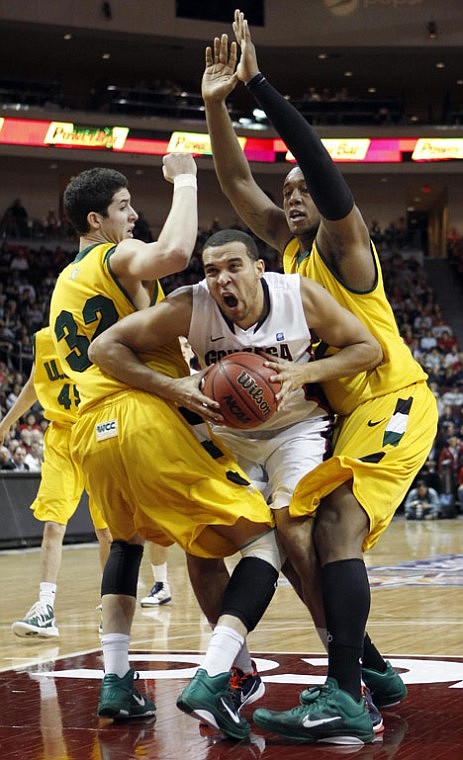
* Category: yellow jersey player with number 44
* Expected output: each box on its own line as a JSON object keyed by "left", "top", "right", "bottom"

{"left": 0, "top": 326, "right": 111, "bottom": 640}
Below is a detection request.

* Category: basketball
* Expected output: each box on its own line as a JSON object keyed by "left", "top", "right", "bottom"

{"left": 202, "top": 352, "right": 280, "bottom": 429}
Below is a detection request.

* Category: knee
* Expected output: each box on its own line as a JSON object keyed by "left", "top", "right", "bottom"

{"left": 96, "top": 528, "right": 112, "bottom": 546}
{"left": 43, "top": 521, "right": 66, "bottom": 541}
{"left": 313, "top": 493, "right": 368, "bottom": 563}
{"left": 187, "top": 555, "right": 228, "bottom": 581}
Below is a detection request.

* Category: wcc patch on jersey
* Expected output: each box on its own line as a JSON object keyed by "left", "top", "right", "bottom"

{"left": 95, "top": 418, "right": 118, "bottom": 441}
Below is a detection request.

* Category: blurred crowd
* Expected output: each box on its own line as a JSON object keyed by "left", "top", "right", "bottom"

{"left": 0, "top": 211, "right": 462, "bottom": 517}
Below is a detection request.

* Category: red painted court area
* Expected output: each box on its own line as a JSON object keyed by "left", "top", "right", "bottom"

{"left": 1, "top": 651, "right": 462, "bottom": 759}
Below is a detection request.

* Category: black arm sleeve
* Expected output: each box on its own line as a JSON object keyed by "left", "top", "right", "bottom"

{"left": 246, "top": 73, "right": 354, "bottom": 221}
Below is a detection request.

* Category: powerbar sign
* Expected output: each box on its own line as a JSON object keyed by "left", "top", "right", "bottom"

{"left": 44, "top": 122, "right": 129, "bottom": 149}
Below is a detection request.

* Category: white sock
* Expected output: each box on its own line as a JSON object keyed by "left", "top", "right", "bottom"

{"left": 202, "top": 625, "right": 245, "bottom": 677}
{"left": 39, "top": 582, "right": 57, "bottom": 609}
{"left": 101, "top": 633, "right": 131, "bottom": 677}
{"left": 153, "top": 563, "right": 168, "bottom": 584}
{"left": 39, "top": 677, "right": 58, "bottom": 700}
{"left": 233, "top": 642, "right": 253, "bottom": 674}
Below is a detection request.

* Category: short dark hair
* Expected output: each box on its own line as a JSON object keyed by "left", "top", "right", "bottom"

{"left": 416, "top": 479, "right": 427, "bottom": 488}
{"left": 63, "top": 167, "right": 129, "bottom": 235}
{"left": 202, "top": 229, "right": 260, "bottom": 261}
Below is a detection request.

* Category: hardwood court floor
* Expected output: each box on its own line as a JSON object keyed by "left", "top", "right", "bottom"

{"left": 1, "top": 516, "right": 462, "bottom": 759}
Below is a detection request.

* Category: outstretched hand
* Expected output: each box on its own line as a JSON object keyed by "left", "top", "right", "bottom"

{"left": 169, "top": 369, "right": 224, "bottom": 425}
{"left": 232, "top": 9, "right": 260, "bottom": 84}
{"left": 202, "top": 33, "right": 239, "bottom": 103}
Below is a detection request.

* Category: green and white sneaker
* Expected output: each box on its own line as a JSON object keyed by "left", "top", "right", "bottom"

{"left": 97, "top": 669, "right": 156, "bottom": 719}
{"left": 253, "top": 677, "right": 375, "bottom": 745}
{"left": 299, "top": 683, "right": 384, "bottom": 734}
{"left": 176, "top": 668, "right": 251, "bottom": 740}
{"left": 362, "top": 660, "right": 407, "bottom": 708}
{"left": 12, "top": 602, "right": 59, "bottom": 638}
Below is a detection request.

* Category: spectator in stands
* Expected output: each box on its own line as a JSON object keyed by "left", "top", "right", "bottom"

{"left": 420, "top": 328, "right": 437, "bottom": 351}
{"left": 44, "top": 209, "right": 61, "bottom": 237}
{"left": 0, "top": 444, "right": 15, "bottom": 470}
{"left": 439, "top": 403, "right": 462, "bottom": 430}
{"left": 6, "top": 381, "right": 22, "bottom": 411}
{"left": 404, "top": 480, "right": 440, "bottom": 520}
{"left": 441, "top": 382, "right": 463, "bottom": 409}
{"left": 438, "top": 434, "right": 463, "bottom": 485}
{"left": 10, "top": 250, "right": 29, "bottom": 274}
{"left": 1, "top": 199, "right": 29, "bottom": 238}
{"left": 457, "top": 466, "right": 463, "bottom": 511}
{"left": 11, "top": 446, "right": 30, "bottom": 471}
{"left": 24, "top": 439, "right": 43, "bottom": 472}
{"left": 416, "top": 458, "right": 442, "bottom": 494}
{"left": 19, "top": 411, "right": 42, "bottom": 436}
{"left": 413, "top": 309, "right": 433, "bottom": 336}
{"left": 442, "top": 344, "right": 461, "bottom": 373}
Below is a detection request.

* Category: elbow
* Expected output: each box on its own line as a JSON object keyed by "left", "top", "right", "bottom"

{"left": 369, "top": 342, "right": 383, "bottom": 370}
{"left": 176, "top": 247, "right": 193, "bottom": 271}
{"left": 167, "top": 246, "right": 193, "bottom": 272}
{"left": 88, "top": 335, "right": 103, "bottom": 365}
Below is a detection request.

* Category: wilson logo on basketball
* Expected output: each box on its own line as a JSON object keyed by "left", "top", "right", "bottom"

{"left": 202, "top": 351, "right": 280, "bottom": 429}
{"left": 236, "top": 370, "right": 272, "bottom": 417}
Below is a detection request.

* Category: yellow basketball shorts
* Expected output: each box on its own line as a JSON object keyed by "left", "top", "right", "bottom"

{"left": 70, "top": 390, "right": 274, "bottom": 558}
{"left": 290, "top": 381, "right": 438, "bottom": 550}
{"left": 30, "top": 421, "right": 107, "bottom": 530}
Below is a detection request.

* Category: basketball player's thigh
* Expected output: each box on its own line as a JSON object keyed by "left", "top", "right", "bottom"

{"left": 268, "top": 419, "right": 331, "bottom": 509}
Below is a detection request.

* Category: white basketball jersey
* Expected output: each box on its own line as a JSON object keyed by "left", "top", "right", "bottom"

{"left": 188, "top": 272, "right": 331, "bottom": 431}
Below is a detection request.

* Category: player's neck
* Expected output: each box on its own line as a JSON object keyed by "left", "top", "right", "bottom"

{"left": 298, "top": 231, "right": 315, "bottom": 254}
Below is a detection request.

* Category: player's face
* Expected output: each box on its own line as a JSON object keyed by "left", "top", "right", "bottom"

{"left": 283, "top": 167, "right": 321, "bottom": 237}
{"left": 97, "top": 188, "right": 138, "bottom": 243}
{"left": 203, "top": 242, "right": 265, "bottom": 329}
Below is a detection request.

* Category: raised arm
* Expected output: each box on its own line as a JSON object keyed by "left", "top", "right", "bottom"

{"left": 232, "top": 10, "right": 373, "bottom": 286}
{"left": 110, "top": 152, "right": 198, "bottom": 282}
{"left": 202, "top": 34, "right": 289, "bottom": 252}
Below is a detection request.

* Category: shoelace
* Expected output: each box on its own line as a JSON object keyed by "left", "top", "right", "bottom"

{"left": 229, "top": 667, "right": 245, "bottom": 691}
{"left": 25, "top": 602, "right": 52, "bottom": 622}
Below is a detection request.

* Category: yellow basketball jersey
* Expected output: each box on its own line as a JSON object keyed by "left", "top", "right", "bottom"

{"left": 33, "top": 326, "right": 80, "bottom": 425}
{"left": 283, "top": 237, "right": 428, "bottom": 415}
{"left": 49, "top": 243, "right": 188, "bottom": 411}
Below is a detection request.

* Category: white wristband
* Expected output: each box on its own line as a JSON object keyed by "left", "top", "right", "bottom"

{"left": 173, "top": 174, "right": 197, "bottom": 190}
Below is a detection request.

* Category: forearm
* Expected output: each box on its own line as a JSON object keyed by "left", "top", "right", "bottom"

{"left": 89, "top": 340, "right": 181, "bottom": 403}
{"left": 270, "top": 342, "right": 380, "bottom": 398}
{"left": 206, "top": 100, "right": 253, "bottom": 193}
{"left": 0, "top": 377, "right": 37, "bottom": 437}
{"left": 155, "top": 181, "right": 198, "bottom": 269}
{"left": 303, "top": 343, "right": 381, "bottom": 384}
{"left": 246, "top": 74, "right": 354, "bottom": 220}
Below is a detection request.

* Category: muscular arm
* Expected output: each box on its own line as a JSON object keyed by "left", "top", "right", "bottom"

{"left": 88, "top": 289, "right": 222, "bottom": 422}
{"left": 202, "top": 35, "right": 289, "bottom": 252}
{"left": 233, "top": 11, "right": 374, "bottom": 288}
{"left": 266, "top": 278, "right": 383, "bottom": 398}
{"left": 111, "top": 153, "right": 198, "bottom": 282}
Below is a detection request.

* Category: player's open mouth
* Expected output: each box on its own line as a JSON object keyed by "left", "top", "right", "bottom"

{"left": 223, "top": 294, "right": 238, "bottom": 308}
